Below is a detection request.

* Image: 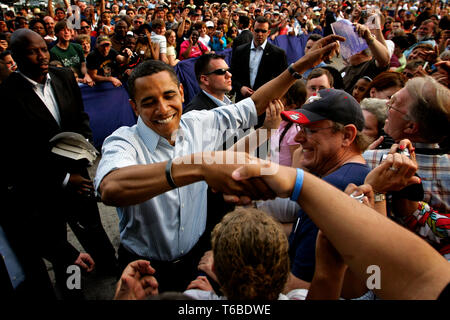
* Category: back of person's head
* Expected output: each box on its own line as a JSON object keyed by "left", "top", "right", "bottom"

{"left": 211, "top": 208, "right": 290, "bottom": 300}
{"left": 404, "top": 19, "right": 414, "bottom": 31}
{"left": 238, "top": 15, "right": 250, "bottom": 28}
{"left": 391, "top": 35, "right": 411, "bottom": 51}
{"left": 194, "top": 53, "right": 226, "bottom": 83}
{"left": 284, "top": 79, "right": 307, "bottom": 109}
{"left": 151, "top": 18, "right": 164, "bottom": 30}
{"left": 362, "top": 71, "right": 406, "bottom": 99}
{"left": 307, "top": 67, "right": 334, "bottom": 87}
{"left": 307, "top": 33, "right": 323, "bottom": 42}
{"left": 192, "top": 21, "right": 204, "bottom": 31}
{"left": 404, "top": 76, "right": 450, "bottom": 143}
{"left": 137, "top": 22, "right": 152, "bottom": 35}
{"left": 49, "top": 60, "right": 63, "bottom": 67}
{"left": 254, "top": 15, "right": 269, "bottom": 26}
{"left": 128, "top": 60, "right": 179, "bottom": 101}
{"left": 360, "top": 97, "right": 388, "bottom": 136}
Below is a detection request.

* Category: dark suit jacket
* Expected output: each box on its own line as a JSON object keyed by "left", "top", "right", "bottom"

{"left": 231, "top": 29, "right": 253, "bottom": 53}
{"left": 231, "top": 41, "right": 288, "bottom": 127}
{"left": 231, "top": 41, "right": 288, "bottom": 102}
{"left": 183, "top": 90, "right": 218, "bottom": 114}
{"left": 2, "top": 67, "right": 92, "bottom": 289}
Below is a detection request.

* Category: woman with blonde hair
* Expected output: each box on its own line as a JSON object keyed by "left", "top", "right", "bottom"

{"left": 165, "top": 29, "right": 179, "bottom": 66}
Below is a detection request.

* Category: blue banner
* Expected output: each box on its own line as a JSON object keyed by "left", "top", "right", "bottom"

{"left": 80, "top": 82, "right": 137, "bottom": 150}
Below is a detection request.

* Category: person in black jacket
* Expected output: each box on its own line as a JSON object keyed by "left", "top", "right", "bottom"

{"left": 2, "top": 29, "right": 117, "bottom": 300}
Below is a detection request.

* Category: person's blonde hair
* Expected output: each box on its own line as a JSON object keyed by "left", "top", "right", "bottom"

{"left": 404, "top": 76, "right": 450, "bottom": 143}
{"left": 211, "top": 208, "right": 290, "bottom": 300}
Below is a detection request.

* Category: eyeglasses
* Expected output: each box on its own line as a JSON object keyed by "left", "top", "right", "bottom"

{"left": 386, "top": 96, "right": 409, "bottom": 117}
{"left": 254, "top": 29, "right": 268, "bottom": 34}
{"left": 204, "top": 68, "right": 230, "bottom": 76}
{"left": 295, "top": 124, "right": 334, "bottom": 136}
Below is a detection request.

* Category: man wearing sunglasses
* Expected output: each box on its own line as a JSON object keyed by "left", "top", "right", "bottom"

{"left": 183, "top": 53, "right": 233, "bottom": 114}
{"left": 231, "top": 16, "right": 287, "bottom": 126}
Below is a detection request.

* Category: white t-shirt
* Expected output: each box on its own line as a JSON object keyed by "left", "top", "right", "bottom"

{"left": 199, "top": 35, "right": 211, "bottom": 51}
{"left": 151, "top": 32, "right": 167, "bottom": 54}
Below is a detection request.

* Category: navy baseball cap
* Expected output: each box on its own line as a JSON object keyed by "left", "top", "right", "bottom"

{"left": 281, "top": 88, "right": 364, "bottom": 131}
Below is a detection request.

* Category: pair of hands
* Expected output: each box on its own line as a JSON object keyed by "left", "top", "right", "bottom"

{"left": 262, "top": 99, "right": 284, "bottom": 130}
{"left": 114, "top": 260, "right": 159, "bottom": 300}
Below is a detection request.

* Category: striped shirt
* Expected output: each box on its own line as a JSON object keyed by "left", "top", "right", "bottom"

{"left": 363, "top": 143, "right": 450, "bottom": 213}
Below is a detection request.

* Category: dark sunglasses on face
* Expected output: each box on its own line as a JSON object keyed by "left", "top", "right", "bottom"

{"left": 204, "top": 68, "right": 230, "bottom": 76}
{"left": 254, "top": 29, "right": 268, "bottom": 33}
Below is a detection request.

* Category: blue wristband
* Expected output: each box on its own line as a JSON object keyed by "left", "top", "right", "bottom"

{"left": 290, "top": 168, "right": 304, "bottom": 202}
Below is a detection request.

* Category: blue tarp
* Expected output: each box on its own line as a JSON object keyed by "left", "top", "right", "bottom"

{"left": 80, "top": 82, "right": 137, "bottom": 150}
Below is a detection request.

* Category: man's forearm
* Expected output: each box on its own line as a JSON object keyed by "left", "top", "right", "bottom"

{"left": 99, "top": 153, "right": 204, "bottom": 207}
{"left": 251, "top": 57, "right": 310, "bottom": 115}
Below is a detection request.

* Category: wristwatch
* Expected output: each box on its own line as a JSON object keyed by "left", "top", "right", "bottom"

{"left": 374, "top": 193, "right": 386, "bottom": 203}
{"left": 288, "top": 63, "right": 302, "bottom": 79}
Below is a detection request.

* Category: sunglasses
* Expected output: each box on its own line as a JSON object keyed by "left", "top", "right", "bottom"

{"left": 80, "top": 26, "right": 91, "bottom": 29}
{"left": 204, "top": 68, "right": 230, "bottom": 76}
{"left": 254, "top": 29, "right": 268, "bottom": 33}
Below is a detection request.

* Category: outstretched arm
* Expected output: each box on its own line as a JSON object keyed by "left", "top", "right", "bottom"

{"left": 230, "top": 162, "right": 450, "bottom": 300}
{"left": 250, "top": 34, "right": 345, "bottom": 115}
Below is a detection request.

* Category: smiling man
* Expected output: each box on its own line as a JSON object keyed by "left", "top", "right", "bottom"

{"left": 280, "top": 89, "right": 371, "bottom": 294}
{"left": 94, "top": 33, "right": 346, "bottom": 293}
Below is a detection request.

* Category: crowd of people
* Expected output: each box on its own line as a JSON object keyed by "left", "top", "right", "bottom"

{"left": 1, "top": 0, "right": 450, "bottom": 302}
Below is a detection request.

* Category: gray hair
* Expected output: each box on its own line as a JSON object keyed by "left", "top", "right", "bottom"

{"left": 360, "top": 98, "right": 388, "bottom": 134}
{"left": 404, "top": 76, "right": 450, "bottom": 143}
{"left": 440, "top": 50, "right": 450, "bottom": 61}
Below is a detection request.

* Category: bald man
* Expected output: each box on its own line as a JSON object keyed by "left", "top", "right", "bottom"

{"left": 2, "top": 29, "right": 117, "bottom": 299}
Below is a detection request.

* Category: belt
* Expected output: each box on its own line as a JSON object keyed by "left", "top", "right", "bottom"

{"left": 119, "top": 244, "right": 197, "bottom": 269}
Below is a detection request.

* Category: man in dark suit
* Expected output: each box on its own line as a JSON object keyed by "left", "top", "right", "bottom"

{"left": 2, "top": 29, "right": 117, "bottom": 299}
{"left": 183, "top": 53, "right": 233, "bottom": 113}
{"left": 230, "top": 16, "right": 288, "bottom": 127}
{"left": 231, "top": 15, "right": 253, "bottom": 53}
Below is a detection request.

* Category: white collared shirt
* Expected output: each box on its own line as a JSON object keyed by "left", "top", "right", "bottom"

{"left": 94, "top": 98, "right": 258, "bottom": 261}
{"left": 249, "top": 39, "right": 267, "bottom": 88}
{"left": 18, "top": 71, "right": 71, "bottom": 186}
{"left": 18, "top": 71, "right": 61, "bottom": 126}
{"left": 202, "top": 90, "right": 232, "bottom": 107}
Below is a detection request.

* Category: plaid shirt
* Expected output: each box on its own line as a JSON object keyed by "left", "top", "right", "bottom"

{"left": 363, "top": 143, "right": 450, "bottom": 213}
